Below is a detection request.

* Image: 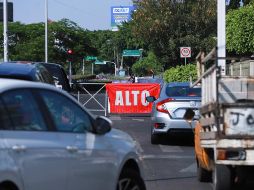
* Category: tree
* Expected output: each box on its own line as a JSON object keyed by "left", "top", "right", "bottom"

{"left": 226, "top": 4, "right": 254, "bottom": 55}
{"left": 0, "top": 19, "right": 96, "bottom": 74}
{"left": 131, "top": 51, "right": 163, "bottom": 76}
{"left": 131, "top": 0, "right": 217, "bottom": 68}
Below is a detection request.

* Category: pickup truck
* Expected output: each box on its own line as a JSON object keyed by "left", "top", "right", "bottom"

{"left": 186, "top": 61, "right": 254, "bottom": 190}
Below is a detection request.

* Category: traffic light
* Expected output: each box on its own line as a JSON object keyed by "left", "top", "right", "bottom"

{"left": 67, "top": 49, "right": 73, "bottom": 62}
{"left": 67, "top": 49, "right": 73, "bottom": 55}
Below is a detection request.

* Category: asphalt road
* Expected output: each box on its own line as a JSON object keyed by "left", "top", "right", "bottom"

{"left": 109, "top": 115, "right": 212, "bottom": 190}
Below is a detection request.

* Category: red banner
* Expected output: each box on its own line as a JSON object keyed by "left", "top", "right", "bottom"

{"left": 106, "top": 83, "right": 160, "bottom": 113}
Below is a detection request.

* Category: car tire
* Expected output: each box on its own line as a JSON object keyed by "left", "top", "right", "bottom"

{"left": 117, "top": 169, "right": 146, "bottom": 190}
{"left": 197, "top": 162, "right": 212, "bottom": 182}
{"left": 151, "top": 133, "right": 160, "bottom": 144}
{"left": 213, "top": 164, "right": 232, "bottom": 190}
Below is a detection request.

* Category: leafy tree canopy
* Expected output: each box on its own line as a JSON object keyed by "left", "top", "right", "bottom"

{"left": 131, "top": 0, "right": 217, "bottom": 68}
{"left": 226, "top": 3, "right": 254, "bottom": 55}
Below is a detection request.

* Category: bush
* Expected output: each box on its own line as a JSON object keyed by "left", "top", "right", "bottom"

{"left": 131, "top": 51, "right": 163, "bottom": 76}
{"left": 163, "top": 64, "right": 197, "bottom": 82}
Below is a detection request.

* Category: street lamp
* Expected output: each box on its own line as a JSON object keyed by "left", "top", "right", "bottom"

{"left": 139, "top": 48, "right": 144, "bottom": 60}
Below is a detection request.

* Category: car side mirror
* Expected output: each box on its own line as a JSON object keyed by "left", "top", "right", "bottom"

{"left": 184, "top": 108, "right": 195, "bottom": 123}
{"left": 94, "top": 116, "right": 112, "bottom": 135}
{"left": 146, "top": 96, "right": 156, "bottom": 102}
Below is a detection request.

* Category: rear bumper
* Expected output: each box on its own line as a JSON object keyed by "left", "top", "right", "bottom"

{"left": 151, "top": 116, "right": 196, "bottom": 134}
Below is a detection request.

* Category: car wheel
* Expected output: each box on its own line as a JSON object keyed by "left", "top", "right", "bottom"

{"left": 213, "top": 164, "right": 232, "bottom": 190}
{"left": 151, "top": 133, "right": 160, "bottom": 144}
{"left": 197, "top": 162, "right": 212, "bottom": 182}
{"left": 117, "top": 169, "right": 146, "bottom": 190}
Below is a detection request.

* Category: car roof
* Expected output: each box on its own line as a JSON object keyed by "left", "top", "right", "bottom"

{"left": 0, "top": 78, "right": 58, "bottom": 93}
{"left": 0, "top": 62, "right": 36, "bottom": 75}
{"left": 166, "top": 82, "right": 190, "bottom": 87}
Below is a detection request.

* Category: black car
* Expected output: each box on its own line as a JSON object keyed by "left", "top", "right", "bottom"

{"left": 42, "top": 62, "right": 71, "bottom": 92}
{"left": 0, "top": 62, "right": 55, "bottom": 85}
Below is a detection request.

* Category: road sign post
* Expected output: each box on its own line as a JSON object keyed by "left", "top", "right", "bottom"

{"left": 121, "top": 49, "right": 142, "bottom": 69}
{"left": 180, "top": 47, "right": 191, "bottom": 66}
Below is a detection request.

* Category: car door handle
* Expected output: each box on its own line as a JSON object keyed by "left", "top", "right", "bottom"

{"left": 66, "top": 146, "right": 78, "bottom": 153}
{"left": 12, "top": 145, "right": 26, "bottom": 152}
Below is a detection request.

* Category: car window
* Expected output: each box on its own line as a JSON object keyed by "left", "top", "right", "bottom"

{"left": 0, "top": 99, "right": 11, "bottom": 130}
{"left": 1, "top": 89, "right": 47, "bottom": 131}
{"left": 166, "top": 86, "right": 201, "bottom": 97}
{"left": 39, "top": 90, "right": 93, "bottom": 133}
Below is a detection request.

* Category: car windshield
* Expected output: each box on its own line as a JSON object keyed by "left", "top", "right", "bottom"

{"left": 166, "top": 86, "right": 201, "bottom": 97}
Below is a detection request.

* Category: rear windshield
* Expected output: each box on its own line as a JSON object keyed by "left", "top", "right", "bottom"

{"left": 166, "top": 86, "right": 201, "bottom": 97}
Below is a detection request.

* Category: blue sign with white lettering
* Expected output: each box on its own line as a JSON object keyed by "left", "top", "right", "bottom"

{"left": 111, "top": 6, "right": 136, "bottom": 31}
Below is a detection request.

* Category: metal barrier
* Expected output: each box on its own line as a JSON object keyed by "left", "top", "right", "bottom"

{"left": 74, "top": 83, "right": 108, "bottom": 116}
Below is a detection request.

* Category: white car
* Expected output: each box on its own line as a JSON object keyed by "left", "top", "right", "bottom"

{"left": 0, "top": 79, "right": 146, "bottom": 190}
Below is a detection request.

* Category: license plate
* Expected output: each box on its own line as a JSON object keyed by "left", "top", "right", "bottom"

{"left": 224, "top": 108, "right": 254, "bottom": 135}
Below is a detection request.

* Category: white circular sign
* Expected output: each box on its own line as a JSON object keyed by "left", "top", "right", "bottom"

{"left": 180, "top": 47, "right": 191, "bottom": 58}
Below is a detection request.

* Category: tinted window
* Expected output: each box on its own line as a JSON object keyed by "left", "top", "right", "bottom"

{"left": 43, "top": 64, "right": 71, "bottom": 92}
{"left": 39, "top": 90, "right": 92, "bottom": 133}
{"left": 1, "top": 89, "right": 47, "bottom": 131}
{"left": 0, "top": 99, "right": 11, "bottom": 129}
{"left": 166, "top": 86, "right": 201, "bottom": 97}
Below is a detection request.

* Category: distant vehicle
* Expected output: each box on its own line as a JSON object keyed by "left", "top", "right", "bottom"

{"left": 146, "top": 82, "right": 201, "bottom": 144}
{"left": 42, "top": 62, "right": 71, "bottom": 92}
{"left": 136, "top": 77, "right": 164, "bottom": 86}
{"left": 0, "top": 62, "right": 55, "bottom": 85}
{"left": 0, "top": 78, "right": 146, "bottom": 190}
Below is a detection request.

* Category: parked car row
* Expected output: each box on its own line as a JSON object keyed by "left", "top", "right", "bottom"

{"left": 0, "top": 62, "right": 146, "bottom": 190}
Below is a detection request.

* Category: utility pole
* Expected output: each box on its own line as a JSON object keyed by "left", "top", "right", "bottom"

{"left": 217, "top": 0, "right": 226, "bottom": 75}
{"left": 45, "top": 0, "right": 48, "bottom": 63}
{"left": 3, "top": 0, "right": 8, "bottom": 62}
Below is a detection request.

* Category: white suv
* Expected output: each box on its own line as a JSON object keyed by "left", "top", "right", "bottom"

{"left": 0, "top": 79, "right": 146, "bottom": 190}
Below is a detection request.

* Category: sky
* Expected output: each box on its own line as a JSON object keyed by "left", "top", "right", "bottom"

{"left": 10, "top": 0, "right": 133, "bottom": 31}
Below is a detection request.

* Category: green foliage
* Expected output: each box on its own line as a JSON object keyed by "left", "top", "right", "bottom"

{"left": 226, "top": 4, "right": 254, "bottom": 55}
{"left": 163, "top": 64, "right": 197, "bottom": 82}
{"left": 131, "top": 52, "right": 163, "bottom": 76}
{"left": 131, "top": 0, "right": 217, "bottom": 68}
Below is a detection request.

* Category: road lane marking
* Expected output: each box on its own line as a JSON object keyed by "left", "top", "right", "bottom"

{"left": 180, "top": 162, "right": 197, "bottom": 173}
{"left": 109, "top": 116, "right": 121, "bottom": 121}
{"left": 132, "top": 118, "right": 145, "bottom": 122}
{"left": 159, "top": 145, "right": 183, "bottom": 153}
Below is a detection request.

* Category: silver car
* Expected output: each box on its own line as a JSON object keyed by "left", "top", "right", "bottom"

{"left": 0, "top": 79, "right": 146, "bottom": 190}
{"left": 147, "top": 82, "right": 201, "bottom": 144}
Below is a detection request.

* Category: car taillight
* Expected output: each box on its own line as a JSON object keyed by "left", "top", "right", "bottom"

{"left": 156, "top": 98, "right": 174, "bottom": 113}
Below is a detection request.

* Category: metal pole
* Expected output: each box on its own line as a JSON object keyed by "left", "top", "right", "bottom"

{"left": 82, "top": 58, "right": 84, "bottom": 75}
{"left": 217, "top": 0, "right": 226, "bottom": 75}
{"left": 3, "top": 0, "right": 8, "bottom": 62}
{"left": 92, "top": 62, "right": 94, "bottom": 75}
{"left": 114, "top": 63, "right": 116, "bottom": 76}
{"left": 69, "top": 61, "right": 72, "bottom": 86}
{"left": 185, "top": 58, "right": 186, "bottom": 66}
{"left": 45, "top": 0, "right": 48, "bottom": 63}
{"left": 120, "top": 56, "right": 123, "bottom": 69}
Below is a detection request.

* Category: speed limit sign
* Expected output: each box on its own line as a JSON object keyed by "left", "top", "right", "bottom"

{"left": 180, "top": 47, "right": 191, "bottom": 58}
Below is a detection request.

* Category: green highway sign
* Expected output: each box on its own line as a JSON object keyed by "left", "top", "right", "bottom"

{"left": 85, "top": 56, "right": 97, "bottom": 61}
{"left": 122, "top": 50, "right": 141, "bottom": 57}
